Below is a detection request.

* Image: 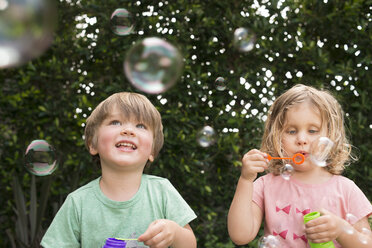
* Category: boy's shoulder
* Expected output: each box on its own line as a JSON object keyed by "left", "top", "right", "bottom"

{"left": 143, "top": 174, "right": 171, "bottom": 186}
{"left": 68, "top": 177, "right": 100, "bottom": 198}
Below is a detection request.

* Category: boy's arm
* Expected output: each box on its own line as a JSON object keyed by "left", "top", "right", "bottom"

{"left": 227, "top": 177, "right": 263, "bottom": 245}
{"left": 138, "top": 220, "right": 196, "bottom": 248}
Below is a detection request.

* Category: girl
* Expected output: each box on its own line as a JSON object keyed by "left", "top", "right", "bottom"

{"left": 228, "top": 84, "right": 372, "bottom": 247}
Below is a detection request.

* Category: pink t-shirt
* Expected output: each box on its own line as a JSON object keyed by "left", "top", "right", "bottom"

{"left": 253, "top": 173, "right": 372, "bottom": 248}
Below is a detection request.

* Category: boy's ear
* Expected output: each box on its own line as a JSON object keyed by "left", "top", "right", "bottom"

{"left": 89, "top": 144, "right": 98, "bottom": 155}
{"left": 148, "top": 155, "right": 154, "bottom": 162}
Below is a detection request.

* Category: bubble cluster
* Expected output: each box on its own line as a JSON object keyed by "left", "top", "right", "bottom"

{"left": 258, "top": 235, "right": 280, "bottom": 248}
{"left": 310, "top": 136, "right": 334, "bottom": 167}
{"left": 280, "top": 163, "right": 294, "bottom": 180}
{"left": 24, "top": 140, "right": 58, "bottom": 176}
{"left": 110, "top": 8, "right": 134, "bottom": 36}
{"left": 233, "top": 27, "right": 256, "bottom": 52}
{"left": 215, "top": 77, "right": 226, "bottom": 91}
{"left": 0, "top": 0, "right": 56, "bottom": 69}
{"left": 124, "top": 37, "right": 183, "bottom": 94}
{"left": 197, "top": 126, "right": 216, "bottom": 147}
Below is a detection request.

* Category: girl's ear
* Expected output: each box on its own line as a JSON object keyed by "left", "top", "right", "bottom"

{"left": 148, "top": 155, "right": 154, "bottom": 162}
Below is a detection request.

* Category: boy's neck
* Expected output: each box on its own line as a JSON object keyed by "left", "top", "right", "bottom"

{"left": 99, "top": 170, "right": 143, "bottom": 201}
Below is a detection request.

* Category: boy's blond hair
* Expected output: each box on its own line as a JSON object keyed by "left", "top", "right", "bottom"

{"left": 261, "top": 84, "right": 354, "bottom": 175}
{"left": 84, "top": 92, "right": 164, "bottom": 167}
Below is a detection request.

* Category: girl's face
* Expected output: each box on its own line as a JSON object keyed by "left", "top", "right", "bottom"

{"left": 281, "top": 101, "right": 326, "bottom": 170}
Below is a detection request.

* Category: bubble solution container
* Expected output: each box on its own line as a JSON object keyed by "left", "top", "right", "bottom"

{"left": 102, "top": 238, "right": 127, "bottom": 248}
{"left": 303, "top": 212, "right": 335, "bottom": 248}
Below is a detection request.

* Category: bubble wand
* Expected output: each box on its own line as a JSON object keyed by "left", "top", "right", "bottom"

{"left": 266, "top": 153, "right": 305, "bottom": 165}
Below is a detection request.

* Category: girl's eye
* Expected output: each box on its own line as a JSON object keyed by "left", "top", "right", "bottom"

{"left": 287, "top": 130, "right": 296, "bottom": 134}
{"left": 309, "top": 129, "right": 318, "bottom": 134}
{"left": 136, "top": 123, "right": 147, "bottom": 129}
{"left": 110, "top": 120, "right": 121, "bottom": 126}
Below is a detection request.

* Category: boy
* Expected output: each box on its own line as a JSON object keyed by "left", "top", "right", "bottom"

{"left": 41, "top": 92, "right": 197, "bottom": 248}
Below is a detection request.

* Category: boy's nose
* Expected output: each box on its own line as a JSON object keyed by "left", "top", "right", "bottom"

{"left": 120, "top": 127, "right": 135, "bottom": 137}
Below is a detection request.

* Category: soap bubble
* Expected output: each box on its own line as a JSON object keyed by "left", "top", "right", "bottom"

{"left": 215, "top": 77, "right": 226, "bottom": 91}
{"left": 258, "top": 235, "right": 280, "bottom": 248}
{"left": 233, "top": 27, "right": 256, "bottom": 52}
{"left": 197, "top": 126, "right": 216, "bottom": 147}
{"left": 310, "top": 136, "right": 334, "bottom": 167}
{"left": 359, "top": 227, "right": 371, "bottom": 245}
{"left": 110, "top": 8, "right": 134, "bottom": 36}
{"left": 280, "top": 164, "right": 294, "bottom": 180}
{"left": 24, "top": 140, "right": 57, "bottom": 176}
{"left": 0, "top": 0, "right": 56, "bottom": 69}
{"left": 124, "top": 37, "right": 183, "bottom": 94}
{"left": 343, "top": 213, "right": 358, "bottom": 234}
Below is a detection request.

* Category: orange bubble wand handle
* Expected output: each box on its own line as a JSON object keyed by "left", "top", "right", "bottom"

{"left": 267, "top": 153, "right": 305, "bottom": 165}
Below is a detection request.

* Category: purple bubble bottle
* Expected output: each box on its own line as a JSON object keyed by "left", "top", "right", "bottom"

{"left": 102, "top": 238, "right": 127, "bottom": 248}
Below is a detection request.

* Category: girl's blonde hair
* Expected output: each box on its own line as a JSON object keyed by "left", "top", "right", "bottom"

{"left": 261, "top": 84, "right": 353, "bottom": 175}
{"left": 84, "top": 92, "right": 164, "bottom": 167}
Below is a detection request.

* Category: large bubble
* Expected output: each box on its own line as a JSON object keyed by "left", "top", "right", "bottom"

{"left": 24, "top": 140, "right": 58, "bottom": 176}
{"left": 124, "top": 37, "right": 183, "bottom": 94}
{"left": 110, "top": 8, "right": 134, "bottom": 36}
{"left": 0, "top": 0, "right": 56, "bottom": 69}
{"left": 310, "top": 136, "right": 334, "bottom": 167}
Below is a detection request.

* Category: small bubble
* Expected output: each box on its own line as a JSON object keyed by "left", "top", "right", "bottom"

{"left": 280, "top": 164, "right": 294, "bottom": 180}
{"left": 257, "top": 235, "right": 280, "bottom": 248}
{"left": 110, "top": 8, "right": 135, "bottom": 36}
{"left": 197, "top": 126, "right": 216, "bottom": 147}
{"left": 215, "top": 77, "right": 226, "bottom": 91}
{"left": 24, "top": 140, "right": 58, "bottom": 176}
{"left": 233, "top": 27, "right": 256, "bottom": 52}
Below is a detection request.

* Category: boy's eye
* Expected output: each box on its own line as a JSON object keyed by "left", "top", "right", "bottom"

{"left": 136, "top": 123, "right": 147, "bottom": 129}
{"left": 110, "top": 120, "right": 121, "bottom": 126}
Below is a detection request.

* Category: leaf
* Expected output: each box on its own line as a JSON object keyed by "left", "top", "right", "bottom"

{"left": 12, "top": 176, "right": 29, "bottom": 244}
{"left": 29, "top": 175, "right": 37, "bottom": 242}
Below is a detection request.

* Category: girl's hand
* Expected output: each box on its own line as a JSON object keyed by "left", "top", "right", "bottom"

{"left": 138, "top": 219, "right": 177, "bottom": 248}
{"left": 305, "top": 209, "right": 344, "bottom": 243}
{"left": 241, "top": 149, "right": 269, "bottom": 182}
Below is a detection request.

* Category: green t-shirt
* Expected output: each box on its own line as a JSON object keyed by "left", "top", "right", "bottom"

{"left": 41, "top": 174, "right": 197, "bottom": 248}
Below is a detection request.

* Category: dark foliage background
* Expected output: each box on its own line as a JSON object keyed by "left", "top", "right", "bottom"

{"left": 1, "top": 0, "right": 371, "bottom": 247}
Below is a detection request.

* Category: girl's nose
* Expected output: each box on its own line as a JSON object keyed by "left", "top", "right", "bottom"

{"left": 296, "top": 133, "right": 307, "bottom": 146}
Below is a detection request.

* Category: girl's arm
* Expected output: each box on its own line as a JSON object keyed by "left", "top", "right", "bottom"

{"left": 228, "top": 177, "right": 264, "bottom": 245}
{"left": 305, "top": 209, "right": 372, "bottom": 248}
{"left": 336, "top": 216, "right": 372, "bottom": 247}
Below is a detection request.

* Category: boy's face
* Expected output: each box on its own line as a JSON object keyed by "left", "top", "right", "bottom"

{"left": 281, "top": 101, "right": 326, "bottom": 171}
{"left": 89, "top": 105, "right": 154, "bottom": 170}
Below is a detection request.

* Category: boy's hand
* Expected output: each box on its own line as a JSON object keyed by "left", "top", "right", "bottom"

{"left": 138, "top": 219, "right": 177, "bottom": 248}
{"left": 305, "top": 209, "right": 343, "bottom": 243}
{"left": 241, "top": 149, "right": 269, "bottom": 182}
